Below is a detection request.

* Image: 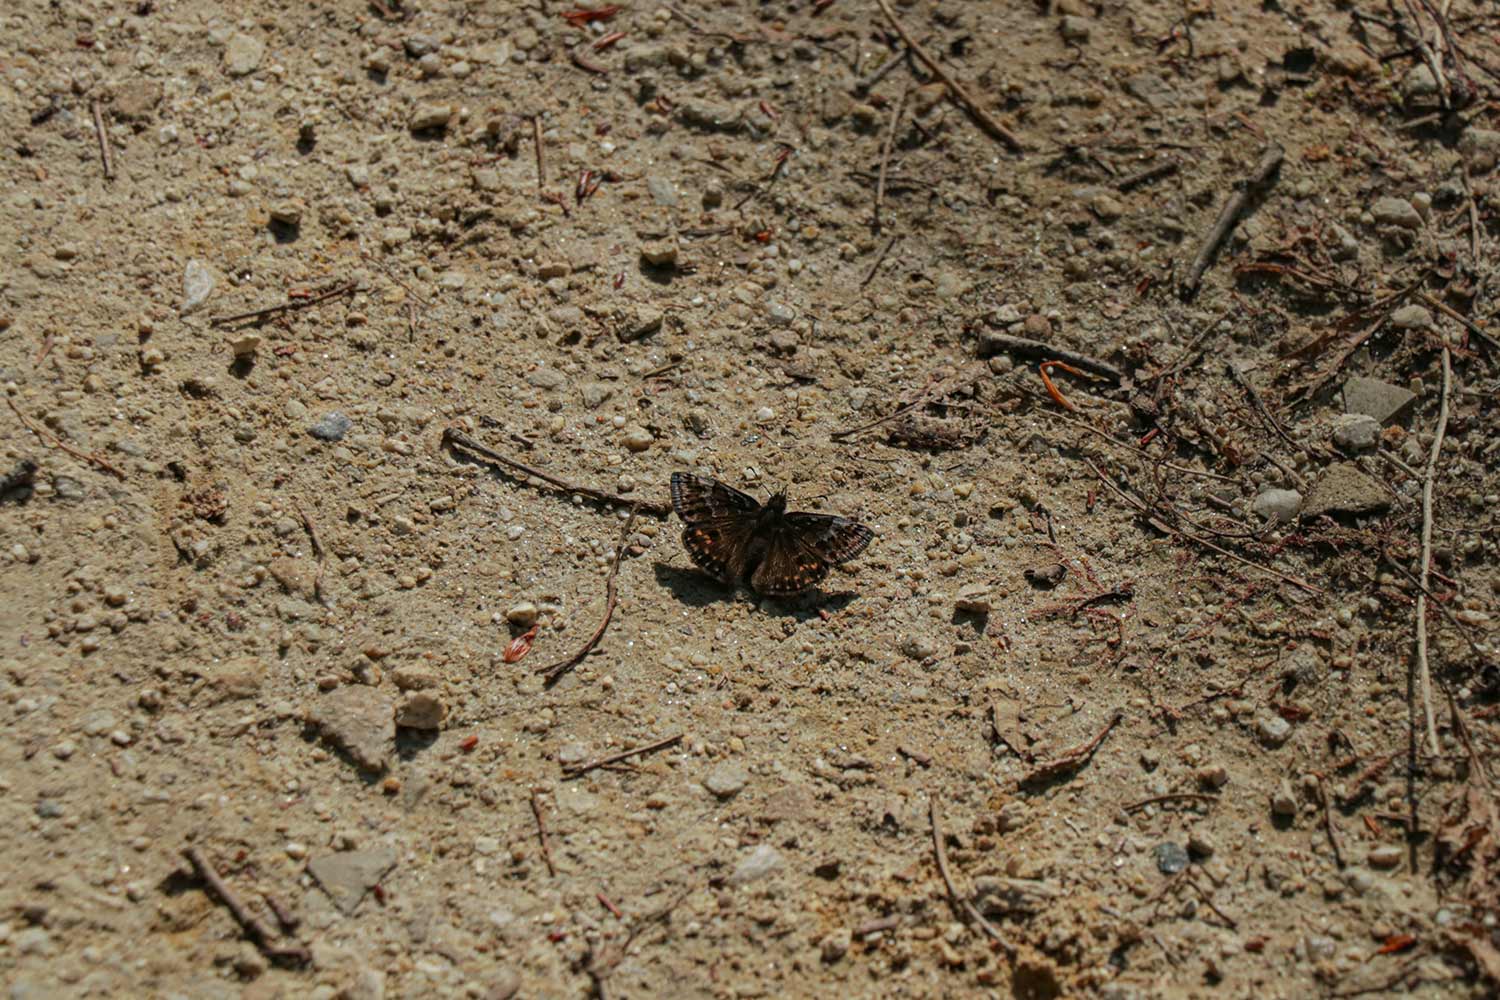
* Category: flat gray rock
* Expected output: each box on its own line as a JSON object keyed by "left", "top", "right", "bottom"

{"left": 307, "top": 849, "right": 396, "bottom": 915}
{"left": 306, "top": 687, "right": 394, "bottom": 774}
{"left": 1342, "top": 376, "right": 1415, "bottom": 424}
{"left": 1301, "top": 463, "right": 1390, "bottom": 517}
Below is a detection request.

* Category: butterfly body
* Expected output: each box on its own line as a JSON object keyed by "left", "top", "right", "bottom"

{"left": 670, "top": 473, "right": 874, "bottom": 596}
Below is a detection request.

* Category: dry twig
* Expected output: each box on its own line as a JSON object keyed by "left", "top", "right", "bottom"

{"left": 531, "top": 789, "right": 557, "bottom": 876}
{"left": 859, "top": 234, "right": 899, "bottom": 289}
{"left": 874, "top": 89, "right": 909, "bottom": 232}
{"left": 1018, "top": 709, "right": 1124, "bottom": 788}
{"left": 928, "top": 796, "right": 1016, "bottom": 954}
{"left": 562, "top": 733, "right": 683, "bottom": 779}
{"left": 1414, "top": 347, "right": 1451, "bottom": 756}
{"left": 209, "top": 282, "right": 356, "bottom": 326}
{"left": 1181, "top": 144, "right": 1283, "bottom": 298}
{"left": 91, "top": 100, "right": 114, "bottom": 180}
{"left": 873, "top": 0, "right": 1024, "bottom": 152}
{"left": 443, "top": 430, "right": 671, "bottom": 516}
{"left": 182, "top": 847, "right": 309, "bottom": 965}
{"left": 7, "top": 397, "right": 126, "bottom": 480}
{"left": 538, "top": 507, "right": 639, "bottom": 684}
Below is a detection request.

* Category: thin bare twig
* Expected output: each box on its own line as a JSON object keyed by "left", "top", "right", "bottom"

{"left": 860, "top": 234, "right": 899, "bottom": 289}
{"left": 7, "top": 397, "right": 126, "bottom": 480}
{"left": 1317, "top": 776, "right": 1347, "bottom": 868}
{"left": 443, "top": 430, "right": 671, "bottom": 516}
{"left": 979, "top": 332, "right": 1124, "bottom": 381}
{"left": 874, "top": 88, "right": 909, "bottom": 232}
{"left": 209, "top": 282, "right": 356, "bottom": 326}
{"left": 182, "top": 847, "right": 309, "bottom": 966}
{"left": 1018, "top": 709, "right": 1124, "bottom": 787}
{"left": 532, "top": 114, "right": 546, "bottom": 191}
{"left": 91, "top": 100, "right": 114, "bottom": 180}
{"left": 1124, "top": 793, "right": 1221, "bottom": 812}
{"left": 1414, "top": 347, "right": 1451, "bottom": 757}
{"left": 562, "top": 733, "right": 683, "bottom": 779}
{"left": 1115, "top": 160, "right": 1178, "bottom": 191}
{"left": 873, "top": 0, "right": 1024, "bottom": 152}
{"left": 928, "top": 796, "right": 1016, "bottom": 955}
{"left": 538, "top": 507, "right": 639, "bottom": 684}
{"left": 1181, "top": 144, "right": 1283, "bottom": 298}
{"left": 531, "top": 790, "right": 557, "bottom": 876}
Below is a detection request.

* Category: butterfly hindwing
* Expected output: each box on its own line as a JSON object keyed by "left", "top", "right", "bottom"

{"left": 750, "top": 528, "right": 834, "bottom": 597}
{"left": 680, "top": 519, "right": 757, "bottom": 585}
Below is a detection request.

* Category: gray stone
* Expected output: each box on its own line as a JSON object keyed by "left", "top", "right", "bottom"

{"left": 766, "top": 302, "right": 796, "bottom": 326}
{"left": 403, "top": 34, "right": 438, "bottom": 57}
{"left": 224, "top": 33, "right": 265, "bottom": 77}
{"left": 309, "top": 412, "right": 352, "bottom": 441}
{"left": 307, "top": 849, "right": 397, "bottom": 914}
{"left": 1342, "top": 376, "right": 1416, "bottom": 424}
{"left": 506, "top": 602, "right": 539, "bottom": 626}
{"left": 820, "top": 928, "right": 852, "bottom": 963}
{"left": 1329, "top": 223, "right": 1360, "bottom": 261}
{"left": 729, "top": 844, "right": 784, "bottom": 885}
{"left": 1153, "top": 842, "right": 1189, "bottom": 875}
{"left": 1389, "top": 304, "right": 1433, "bottom": 330}
{"left": 113, "top": 80, "right": 163, "bottom": 122}
{"left": 1368, "top": 844, "right": 1402, "bottom": 868}
{"left": 580, "top": 382, "right": 613, "bottom": 409}
{"left": 1271, "top": 779, "right": 1297, "bottom": 816}
{"left": 1058, "top": 16, "right": 1090, "bottom": 43}
{"left": 306, "top": 687, "right": 394, "bottom": 774}
{"left": 615, "top": 305, "right": 664, "bottom": 342}
{"left": 1459, "top": 127, "right": 1500, "bottom": 174}
{"left": 898, "top": 635, "right": 939, "bottom": 660}
{"left": 645, "top": 175, "right": 679, "bottom": 206}
{"left": 703, "top": 761, "right": 749, "bottom": 799}
{"left": 394, "top": 693, "right": 446, "bottom": 730}
{"left": 1401, "top": 63, "right": 1439, "bottom": 102}
{"left": 1256, "top": 713, "right": 1292, "bottom": 748}
{"left": 621, "top": 426, "right": 653, "bottom": 452}
{"left": 525, "top": 368, "right": 566, "bottom": 390}
{"left": 1124, "top": 72, "right": 1179, "bottom": 108}
{"left": 1251, "top": 488, "right": 1302, "bottom": 523}
{"left": 1371, "top": 196, "right": 1423, "bottom": 230}
{"left": 639, "top": 237, "right": 678, "bottom": 267}
{"left": 181, "top": 259, "right": 215, "bottom": 315}
{"left": 1331, "top": 413, "right": 1380, "bottom": 452}
{"left": 676, "top": 99, "right": 741, "bottom": 132}
{"left": 409, "top": 103, "right": 454, "bottom": 132}
{"left": 1302, "top": 463, "right": 1391, "bottom": 517}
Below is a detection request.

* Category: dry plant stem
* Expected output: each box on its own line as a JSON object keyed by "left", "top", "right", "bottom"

{"left": 209, "top": 282, "right": 356, "bottom": 326}
{"left": 562, "top": 733, "right": 683, "bottom": 779}
{"left": 90, "top": 100, "right": 113, "bottom": 180}
{"left": 1419, "top": 291, "right": 1500, "bottom": 354}
{"left": 182, "top": 847, "right": 309, "bottom": 965}
{"left": 530, "top": 790, "right": 557, "bottom": 876}
{"left": 1181, "top": 144, "right": 1283, "bottom": 298}
{"left": 873, "top": 0, "right": 1024, "bottom": 153}
{"left": 531, "top": 114, "right": 545, "bottom": 191}
{"left": 1317, "top": 776, "right": 1346, "bottom": 868}
{"left": 6, "top": 397, "right": 126, "bottom": 480}
{"left": 979, "top": 333, "right": 1123, "bottom": 381}
{"left": 1087, "top": 461, "right": 1322, "bottom": 595}
{"left": 854, "top": 48, "right": 907, "bottom": 94}
{"left": 873, "top": 89, "right": 909, "bottom": 231}
{"left": 928, "top": 796, "right": 1016, "bottom": 955}
{"left": 1018, "top": 709, "right": 1124, "bottom": 787}
{"left": 860, "top": 234, "right": 899, "bottom": 289}
{"left": 1414, "top": 347, "right": 1450, "bottom": 757}
{"left": 1116, "top": 160, "right": 1177, "bottom": 191}
{"left": 538, "top": 506, "right": 639, "bottom": 684}
{"left": 443, "top": 430, "right": 671, "bottom": 516}
{"left": 1125, "top": 793, "right": 1220, "bottom": 812}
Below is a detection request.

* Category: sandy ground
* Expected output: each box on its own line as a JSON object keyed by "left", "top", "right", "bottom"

{"left": 2, "top": 0, "right": 1499, "bottom": 997}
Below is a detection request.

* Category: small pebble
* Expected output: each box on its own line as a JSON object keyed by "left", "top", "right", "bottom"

{"left": 1256, "top": 713, "right": 1292, "bottom": 748}
{"left": 1154, "top": 842, "right": 1189, "bottom": 874}
{"left": 702, "top": 761, "right": 749, "bottom": 799}
{"left": 309, "top": 412, "right": 352, "bottom": 441}
{"left": 506, "top": 602, "right": 540, "bottom": 627}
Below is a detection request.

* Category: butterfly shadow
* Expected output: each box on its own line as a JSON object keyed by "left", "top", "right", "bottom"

{"left": 653, "top": 562, "right": 861, "bottom": 616}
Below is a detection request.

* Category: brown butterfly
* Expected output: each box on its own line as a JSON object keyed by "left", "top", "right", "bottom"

{"left": 669, "top": 472, "right": 875, "bottom": 596}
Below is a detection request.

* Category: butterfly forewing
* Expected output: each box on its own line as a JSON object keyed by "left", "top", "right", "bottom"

{"left": 680, "top": 519, "right": 757, "bottom": 585}
{"left": 670, "top": 472, "right": 760, "bottom": 523}
{"left": 783, "top": 513, "right": 875, "bottom": 565}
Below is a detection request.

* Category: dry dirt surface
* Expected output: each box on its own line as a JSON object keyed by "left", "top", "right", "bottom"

{"left": 4, "top": 0, "right": 1500, "bottom": 997}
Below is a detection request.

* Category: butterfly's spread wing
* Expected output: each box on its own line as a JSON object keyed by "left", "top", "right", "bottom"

{"left": 670, "top": 472, "right": 760, "bottom": 524}
{"left": 671, "top": 472, "right": 760, "bottom": 585}
{"left": 784, "top": 513, "right": 875, "bottom": 565}
{"left": 750, "top": 513, "right": 874, "bottom": 597}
